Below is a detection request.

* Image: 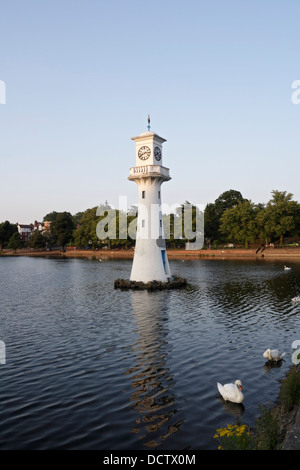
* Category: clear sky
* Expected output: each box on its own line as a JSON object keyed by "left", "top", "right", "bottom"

{"left": 1, "top": 0, "right": 300, "bottom": 224}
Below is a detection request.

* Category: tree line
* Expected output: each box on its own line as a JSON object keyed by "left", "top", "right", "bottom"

{"left": 1, "top": 190, "right": 300, "bottom": 251}
{"left": 205, "top": 189, "right": 300, "bottom": 247}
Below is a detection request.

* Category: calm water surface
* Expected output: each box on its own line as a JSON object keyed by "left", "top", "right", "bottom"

{"left": 0, "top": 256, "right": 299, "bottom": 450}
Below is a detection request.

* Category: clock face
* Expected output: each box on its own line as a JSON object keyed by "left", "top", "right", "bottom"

{"left": 154, "top": 146, "right": 161, "bottom": 161}
{"left": 138, "top": 146, "right": 151, "bottom": 160}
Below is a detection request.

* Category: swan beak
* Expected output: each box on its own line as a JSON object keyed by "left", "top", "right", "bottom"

{"left": 238, "top": 384, "right": 243, "bottom": 391}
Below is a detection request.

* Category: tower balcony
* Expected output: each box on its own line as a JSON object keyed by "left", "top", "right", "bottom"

{"left": 128, "top": 165, "right": 171, "bottom": 182}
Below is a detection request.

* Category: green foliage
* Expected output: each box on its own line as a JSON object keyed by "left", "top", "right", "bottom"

{"left": 73, "top": 207, "right": 99, "bottom": 248}
{"left": 2, "top": 189, "right": 300, "bottom": 250}
{"left": 51, "top": 212, "right": 74, "bottom": 247}
{"left": 43, "top": 211, "right": 59, "bottom": 222}
{"left": 219, "top": 200, "right": 258, "bottom": 247}
{"left": 204, "top": 190, "right": 245, "bottom": 243}
{"left": 7, "top": 232, "right": 23, "bottom": 250}
{"left": 255, "top": 404, "right": 281, "bottom": 450}
{"left": 279, "top": 365, "right": 300, "bottom": 411}
{"left": 28, "top": 230, "right": 47, "bottom": 249}
{"left": 0, "top": 221, "right": 18, "bottom": 249}
{"left": 264, "top": 190, "right": 297, "bottom": 246}
{"left": 73, "top": 204, "right": 136, "bottom": 249}
{"left": 214, "top": 190, "right": 300, "bottom": 247}
{"left": 255, "top": 204, "right": 271, "bottom": 244}
{"left": 254, "top": 367, "right": 300, "bottom": 449}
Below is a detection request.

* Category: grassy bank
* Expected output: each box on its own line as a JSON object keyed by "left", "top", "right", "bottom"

{"left": 255, "top": 365, "right": 300, "bottom": 450}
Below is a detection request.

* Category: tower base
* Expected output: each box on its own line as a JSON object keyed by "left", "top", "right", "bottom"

{"left": 114, "top": 275, "right": 187, "bottom": 291}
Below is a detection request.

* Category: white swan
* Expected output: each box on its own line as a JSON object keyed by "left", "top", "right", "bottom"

{"left": 263, "top": 348, "right": 286, "bottom": 362}
{"left": 292, "top": 296, "right": 300, "bottom": 302}
{"left": 217, "top": 379, "right": 244, "bottom": 404}
{"left": 284, "top": 266, "right": 291, "bottom": 270}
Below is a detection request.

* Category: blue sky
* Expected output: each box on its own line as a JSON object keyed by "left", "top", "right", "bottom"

{"left": 1, "top": 0, "right": 300, "bottom": 223}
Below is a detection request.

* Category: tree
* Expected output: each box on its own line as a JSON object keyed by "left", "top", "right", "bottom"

{"left": 51, "top": 212, "right": 74, "bottom": 247}
{"left": 204, "top": 190, "right": 245, "bottom": 243}
{"left": 255, "top": 204, "right": 270, "bottom": 245}
{"left": 73, "top": 207, "right": 99, "bottom": 248}
{"left": 287, "top": 203, "right": 300, "bottom": 237}
{"left": 7, "top": 232, "right": 23, "bottom": 251}
{"left": 215, "top": 190, "right": 245, "bottom": 212}
{"left": 28, "top": 230, "right": 47, "bottom": 249}
{"left": 219, "top": 200, "right": 258, "bottom": 248}
{"left": 0, "top": 221, "right": 18, "bottom": 249}
{"left": 264, "top": 191, "right": 298, "bottom": 245}
{"left": 43, "top": 211, "right": 59, "bottom": 222}
{"left": 204, "top": 203, "right": 219, "bottom": 243}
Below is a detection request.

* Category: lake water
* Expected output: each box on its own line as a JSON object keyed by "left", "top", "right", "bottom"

{"left": 0, "top": 255, "right": 299, "bottom": 450}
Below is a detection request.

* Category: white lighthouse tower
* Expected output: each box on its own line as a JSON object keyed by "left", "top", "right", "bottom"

{"left": 129, "top": 117, "right": 172, "bottom": 284}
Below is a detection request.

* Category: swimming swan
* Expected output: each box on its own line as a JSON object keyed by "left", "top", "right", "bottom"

{"left": 217, "top": 380, "right": 244, "bottom": 404}
{"left": 263, "top": 349, "right": 286, "bottom": 362}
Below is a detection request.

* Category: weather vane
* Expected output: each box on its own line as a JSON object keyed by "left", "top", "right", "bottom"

{"left": 147, "top": 114, "right": 151, "bottom": 131}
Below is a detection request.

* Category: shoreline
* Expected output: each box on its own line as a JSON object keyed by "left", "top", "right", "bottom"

{"left": 2, "top": 247, "right": 300, "bottom": 261}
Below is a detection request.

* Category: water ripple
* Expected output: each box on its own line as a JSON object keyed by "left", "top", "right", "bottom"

{"left": 0, "top": 257, "right": 300, "bottom": 449}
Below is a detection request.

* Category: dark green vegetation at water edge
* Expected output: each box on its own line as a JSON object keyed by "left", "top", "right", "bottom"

{"left": 254, "top": 365, "right": 300, "bottom": 450}
{"left": 114, "top": 276, "right": 187, "bottom": 290}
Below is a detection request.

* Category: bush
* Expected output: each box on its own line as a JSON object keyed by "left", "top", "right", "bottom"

{"left": 279, "top": 365, "right": 300, "bottom": 411}
{"left": 255, "top": 404, "right": 281, "bottom": 450}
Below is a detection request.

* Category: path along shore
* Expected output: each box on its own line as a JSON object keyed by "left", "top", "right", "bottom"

{"left": 3, "top": 246, "right": 300, "bottom": 260}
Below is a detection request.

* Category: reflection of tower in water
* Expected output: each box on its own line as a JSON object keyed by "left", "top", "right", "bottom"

{"left": 125, "top": 290, "right": 183, "bottom": 449}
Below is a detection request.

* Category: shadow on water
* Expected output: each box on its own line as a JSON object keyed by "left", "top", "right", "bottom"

{"left": 263, "top": 360, "right": 285, "bottom": 373}
{"left": 125, "top": 290, "right": 183, "bottom": 449}
{"left": 216, "top": 397, "right": 245, "bottom": 419}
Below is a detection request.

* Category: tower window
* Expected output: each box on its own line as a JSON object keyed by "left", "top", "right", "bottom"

{"left": 158, "top": 191, "right": 160, "bottom": 199}
{"left": 142, "top": 220, "right": 145, "bottom": 228}
{"left": 142, "top": 190, "right": 145, "bottom": 199}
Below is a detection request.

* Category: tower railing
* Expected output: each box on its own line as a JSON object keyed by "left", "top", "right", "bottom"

{"left": 129, "top": 165, "right": 170, "bottom": 180}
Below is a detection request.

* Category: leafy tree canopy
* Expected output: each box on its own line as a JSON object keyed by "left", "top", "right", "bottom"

{"left": 0, "top": 221, "right": 18, "bottom": 249}
{"left": 7, "top": 232, "right": 23, "bottom": 251}
{"left": 43, "top": 211, "right": 59, "bottom": 222}
{"left": 205, "top": 189, "right": 245, "bottom": 243}
{"left": 219, "top": 200, "right": 258, "bottom": 248}
{"left": 51, "top": 212, "right": 74, "bottom": 247}
{"left": 28, "top": 230, "right": 47, "bottom": 249}
{"left": 264, "top": 190, "right": 298, "bottom": 245}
